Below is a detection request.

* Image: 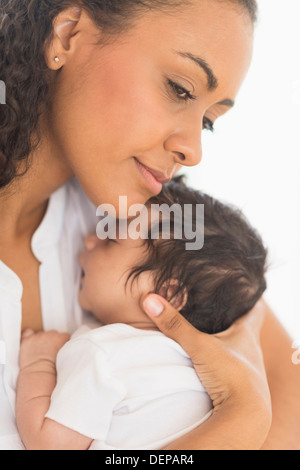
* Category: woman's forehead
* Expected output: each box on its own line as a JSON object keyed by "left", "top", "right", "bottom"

{"left": 111, "top": 1, "right": 254, "bottom": 100}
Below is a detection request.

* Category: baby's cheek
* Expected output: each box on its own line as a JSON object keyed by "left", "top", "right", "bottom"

{"left": 78, "top": 287, "right": 90, "bottom": 311}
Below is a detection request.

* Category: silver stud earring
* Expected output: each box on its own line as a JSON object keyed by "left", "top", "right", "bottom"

{"left": 54, "top": 56, "right": 60, "bottom": 63}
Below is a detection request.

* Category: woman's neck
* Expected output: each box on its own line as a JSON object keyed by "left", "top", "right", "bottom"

{"left": 0, "top": 119, "right": 74, "bottom": 243}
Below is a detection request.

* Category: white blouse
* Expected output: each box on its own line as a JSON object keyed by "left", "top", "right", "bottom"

{"left": 0, "top": 178, "right": 97, "bottom": 450}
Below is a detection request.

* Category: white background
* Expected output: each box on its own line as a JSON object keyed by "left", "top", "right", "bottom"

{"left": 184, "top": 0, "right": 300, "bottom": 339}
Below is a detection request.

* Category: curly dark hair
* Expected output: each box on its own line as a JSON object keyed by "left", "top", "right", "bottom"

{"left": 0, "top": 0, "right": 258, "bottom": 189}
{"left": 126, "top": 176, "right": 267, "bottom": 334}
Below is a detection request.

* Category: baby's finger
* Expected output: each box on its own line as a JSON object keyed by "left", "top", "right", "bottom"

{"left": 21, "top": 329, "right": 35, "bottom": 339}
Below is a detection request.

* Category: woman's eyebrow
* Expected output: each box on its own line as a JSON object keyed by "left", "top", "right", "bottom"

{"left": 174, "top": 51, "right": 235, "bottom": 108}
{"left": 217, "top": 98, "right": 235, "bottom": 108}
{"left": 175, "top": 51, "right": 219, "bottom": 90}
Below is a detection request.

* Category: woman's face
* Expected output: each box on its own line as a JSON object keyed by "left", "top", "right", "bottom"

{"left": 46, "top": 0, "right": 253, "bottom": 211}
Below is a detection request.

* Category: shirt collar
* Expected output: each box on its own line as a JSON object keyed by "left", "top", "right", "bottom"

{"left": 0, "top": 261, "right": 23, "bottom": 301}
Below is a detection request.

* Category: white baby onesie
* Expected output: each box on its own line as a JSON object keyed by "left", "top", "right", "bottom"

{"left": 45, "top": 323, "right": 213, "bottom": 450}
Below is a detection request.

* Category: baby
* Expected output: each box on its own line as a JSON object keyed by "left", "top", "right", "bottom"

{"left": 16, "top": 177, "right": 268, "bottom": 450}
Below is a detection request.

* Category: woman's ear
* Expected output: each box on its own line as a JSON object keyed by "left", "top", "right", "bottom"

{"left": 44, "top": 6, "right": 83, "bottom": 69}
{"left": 158, "top": 280, "right": 188, "bottom": 312}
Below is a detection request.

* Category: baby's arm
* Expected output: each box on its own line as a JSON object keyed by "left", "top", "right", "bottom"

{"left": 16, "top": 330, "right": 93, "bottom": 450}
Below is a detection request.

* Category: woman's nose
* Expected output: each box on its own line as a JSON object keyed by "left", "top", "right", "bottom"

{"left": 84, "top": 234, "right": 99, "bottom": 251}
{"left": 164, "top": 118, "right": 203, "bottom": 167}
{"left": 166, "top": 134, "right": 203, "bottom": 167}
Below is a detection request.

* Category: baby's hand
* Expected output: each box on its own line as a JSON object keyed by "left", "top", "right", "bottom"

{"left": 19, "top": 330, "right": 70, "bottom": 371}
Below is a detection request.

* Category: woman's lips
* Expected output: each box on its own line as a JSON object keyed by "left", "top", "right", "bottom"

{"left": 134, "top": 158, "right": 170, "bottom": 195}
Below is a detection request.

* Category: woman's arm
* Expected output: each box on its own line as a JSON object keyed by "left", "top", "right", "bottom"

{"left": 260, "top": 303, "right": 300, "bottom": 450}
{"left": 143, "top": 296, "right": 272, "bottom": 450}
{"left": 165, "top": 395, "right": 270, "bottom": 450}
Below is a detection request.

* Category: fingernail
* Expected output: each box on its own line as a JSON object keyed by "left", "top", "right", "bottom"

{"left": 143, "top": 296, "right": 164, "bottom": 317}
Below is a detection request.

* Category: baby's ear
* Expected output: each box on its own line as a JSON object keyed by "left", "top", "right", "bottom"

{"left": 158, "top": 280, "right": 188, "bottom": 312}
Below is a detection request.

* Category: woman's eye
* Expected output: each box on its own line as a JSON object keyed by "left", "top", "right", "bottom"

{"left": 167, "top": 79, "right": 214, "bottom": 131}
{"left": 168, "top": 79, "right": 197, "bottom": 102}
{"left": 202, "top": 117, "right": 215, "bottom": 133}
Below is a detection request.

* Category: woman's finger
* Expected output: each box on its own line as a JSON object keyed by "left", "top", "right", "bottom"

{"left": 142, "top": 293, "right": 212, "bottom": 357}
{"left": 143, "top": 294, "right": 271, "bottom": 422}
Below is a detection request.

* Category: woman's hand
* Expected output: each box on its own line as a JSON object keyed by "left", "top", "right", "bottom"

{"left": 142, "top": 295, "right": 272, "bottom": 449}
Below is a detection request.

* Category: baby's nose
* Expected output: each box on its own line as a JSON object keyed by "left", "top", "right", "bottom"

{"left": 84, "top": 234, "right": 99, "bottom": 251}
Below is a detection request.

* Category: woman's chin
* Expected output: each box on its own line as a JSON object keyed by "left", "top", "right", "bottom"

{"left": 94, "top": 190, "right": 153, "bottom": 218}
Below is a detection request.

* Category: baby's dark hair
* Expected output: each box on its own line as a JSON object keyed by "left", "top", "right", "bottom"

{"left": 127, "top": 176, "right": 267, "bottom": 334}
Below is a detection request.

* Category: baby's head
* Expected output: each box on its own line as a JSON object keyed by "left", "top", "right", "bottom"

{"left": 79, "top": 177, "right": 268, "bottom": 334}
